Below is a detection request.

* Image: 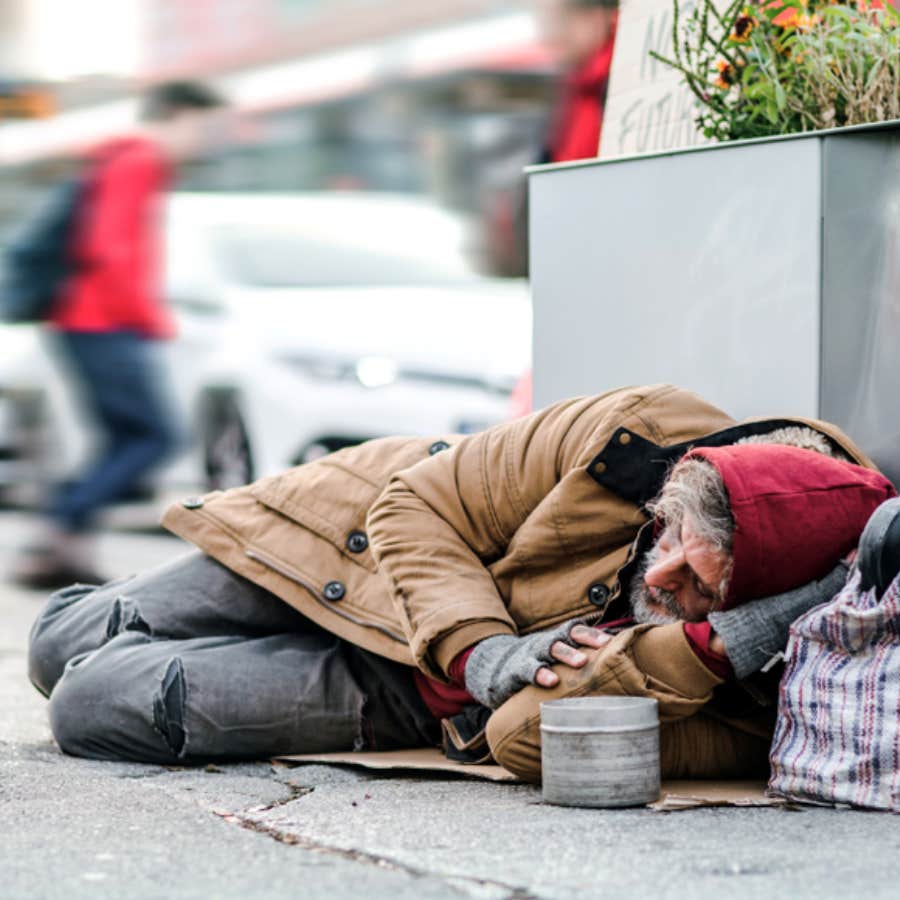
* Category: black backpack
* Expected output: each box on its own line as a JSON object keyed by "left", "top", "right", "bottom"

{"left": 0, "top": 178, "right": 85, "bottom": 324}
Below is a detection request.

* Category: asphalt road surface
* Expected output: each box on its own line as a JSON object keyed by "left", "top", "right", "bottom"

{"left": 1, "top": 508, "right": 898, "bottom": 900}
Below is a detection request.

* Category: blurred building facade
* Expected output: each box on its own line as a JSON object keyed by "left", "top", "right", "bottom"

{"left": 1, "top": 0, "right": 556, "bottom": 275}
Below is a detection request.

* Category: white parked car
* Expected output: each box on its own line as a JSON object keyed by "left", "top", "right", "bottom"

{"left": 0, "top": 192, "right": 531, "bottom": 503}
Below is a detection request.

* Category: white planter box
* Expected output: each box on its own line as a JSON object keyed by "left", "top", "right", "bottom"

{"left": 529, "top": 121, "right": 900, "bottom": 482}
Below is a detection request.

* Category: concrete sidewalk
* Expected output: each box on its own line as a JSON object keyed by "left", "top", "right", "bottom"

{"left": 1, "top": 511, "right": 897, "bottom": 900}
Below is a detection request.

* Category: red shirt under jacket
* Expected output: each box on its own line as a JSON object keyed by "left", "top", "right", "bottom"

{"left": 52, "top": 136, "right": 175, "bottom": 340}
{"left": 414, "top": 649, "right": 476, "bottom": 720}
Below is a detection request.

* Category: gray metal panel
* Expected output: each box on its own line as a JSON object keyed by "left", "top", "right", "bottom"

{"left": 528, "top": 117, "right": 900, "bottom": 175}
{"left": 820, "top": 133, "right": 900, "bottom": 483}
{"left": 530, "top": 139, "right": 822, "bottom": 421}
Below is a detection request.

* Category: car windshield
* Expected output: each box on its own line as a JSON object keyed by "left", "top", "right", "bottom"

{"left": 214, "top": 225, "right": 481, "bottom": 288}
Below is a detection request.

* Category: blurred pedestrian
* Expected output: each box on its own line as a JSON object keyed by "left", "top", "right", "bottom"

{"left": 481, "top": 0, "right": 618, "bottom": 278}
{"left": 542, "top": 0, "right": 619, "bottom": 163}
{"left": 13, "top": 81, "right": 226, "bottom": 590}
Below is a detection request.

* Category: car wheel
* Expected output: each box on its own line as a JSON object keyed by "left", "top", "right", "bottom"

{"left": 202, "top": 393, "right": 254, "bottom": 491}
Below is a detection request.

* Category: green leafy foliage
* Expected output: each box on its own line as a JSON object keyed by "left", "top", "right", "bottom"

{"left": 652, "top": 0, "right": 900, "bottom": 141}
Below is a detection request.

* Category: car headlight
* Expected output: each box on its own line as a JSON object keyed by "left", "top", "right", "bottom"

{"left": 355, "top": 357, "right": 398, "bottom": 389}
{"left": 274, "top": 352, "right": 511, "bottom": 396}
{"left": 274, "top": 353, "right": 399, "bottom": 389}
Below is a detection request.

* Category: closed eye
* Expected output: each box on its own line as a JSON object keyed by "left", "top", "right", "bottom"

{"left": 678, "top": 524, "right": 719, "bottom": 602}
{"left": 692, "top": 573, "right": 717, "bottom": 600}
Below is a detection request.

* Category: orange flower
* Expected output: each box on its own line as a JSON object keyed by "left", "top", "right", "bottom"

{"left": 764, "top": 0, "right": 784, "bottom": 8}
{"left": 713, "top": 58, "right": 736, "bottom": 89}
{"left": 773, "top": 7, "right": 800, "bottom": 26}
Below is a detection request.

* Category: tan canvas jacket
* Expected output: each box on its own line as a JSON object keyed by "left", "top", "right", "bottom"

{"left": 162, "top": 384, "right": 874, "bottom": 701}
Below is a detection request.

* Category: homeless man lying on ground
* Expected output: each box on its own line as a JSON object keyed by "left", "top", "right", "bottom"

{"left": 28, "top": 384, "right": 896, "bottom": 781}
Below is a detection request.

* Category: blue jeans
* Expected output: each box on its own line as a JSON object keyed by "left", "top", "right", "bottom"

{"left": 51, "top": 330, "right": 181, "bottom": 532}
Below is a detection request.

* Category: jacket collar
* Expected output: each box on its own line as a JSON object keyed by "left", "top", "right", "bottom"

{"left": 587, "top": 417, "right": 871, "bottom": 508}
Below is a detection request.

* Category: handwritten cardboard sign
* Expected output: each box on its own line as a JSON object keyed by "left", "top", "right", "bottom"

{"left": 600, "top": 0, "right": 713, "bottom": 158}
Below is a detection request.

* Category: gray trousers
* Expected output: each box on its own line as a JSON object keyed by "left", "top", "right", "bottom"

{"left": 28, "top": 551, "right": 439, "bottom": 764}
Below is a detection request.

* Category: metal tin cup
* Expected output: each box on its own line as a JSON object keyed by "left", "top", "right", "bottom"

{"left": 540, "top": 697, "right": 660, "bottom": 808}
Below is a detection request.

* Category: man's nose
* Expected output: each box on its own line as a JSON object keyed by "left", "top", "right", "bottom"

{"left": 644, "top": 546, "right": 686, "bottom": 592}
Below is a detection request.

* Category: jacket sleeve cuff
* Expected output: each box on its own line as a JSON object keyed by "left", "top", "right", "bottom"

{"left": 431, "top": 621, "right": 517, "bottom": 680}
{"left": 630, "top": 622, "right": 724, "bottom": 699}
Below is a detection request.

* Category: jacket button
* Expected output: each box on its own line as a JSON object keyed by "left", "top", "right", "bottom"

{"left": 324, "top": 580, "right": 346, "bottom": 602}
{"left": 588, "top": 583, "right": 610, "bottom": 607}
{"left": 594, "top": 462, "right": 607, "bottom": 474}
{"left": 346, "top": 531, "right": 368, "bottom": 553}
{"left": 182, "top": 496, "right": 204, "bottom": 509}
{"left": 619, "top": 432, "right": 632, "bottom": 445}
{"left": 429, "top": 440, "right": 450, "bottom": 455}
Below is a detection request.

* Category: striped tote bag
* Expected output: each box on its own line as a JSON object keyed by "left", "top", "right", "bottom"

{"left": 769, "top": 567, "right": 900, "bottom": 811}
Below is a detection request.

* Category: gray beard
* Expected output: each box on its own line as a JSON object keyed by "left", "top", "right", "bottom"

{"left": 628, "top": 542, "right": 681, "bottom": 625}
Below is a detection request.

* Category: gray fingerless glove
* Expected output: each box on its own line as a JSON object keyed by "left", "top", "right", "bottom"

{"left": 464, "top": 620, "right": 583, "bottom": 709}
{"left": 708, "top": 561, "right": 850, "bottom": 679}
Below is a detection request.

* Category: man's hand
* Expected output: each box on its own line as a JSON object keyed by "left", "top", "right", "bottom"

{"left": 464, "top": 622, "right": 614, "bottom": 709}
{"left": 534, "top": 625, "right": 612, "bottom": 688}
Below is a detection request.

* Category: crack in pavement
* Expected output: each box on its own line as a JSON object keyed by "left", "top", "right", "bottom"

{"left": 238, "top": 782, "right": 315, "bottom": 814}
{"left": 213, "top": 808, "right": 542, "bottom": 900}
{"left": 112, "top": 769, "right": 172, "bottom": 780}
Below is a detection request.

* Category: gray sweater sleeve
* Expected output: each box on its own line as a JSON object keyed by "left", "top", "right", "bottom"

{"left": 707, "top": 561, "right": 850, "bottom": 680}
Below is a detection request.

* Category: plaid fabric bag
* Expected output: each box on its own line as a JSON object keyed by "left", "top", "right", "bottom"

{"left": 769, "top": 568, "right": 900, "bottom": 811}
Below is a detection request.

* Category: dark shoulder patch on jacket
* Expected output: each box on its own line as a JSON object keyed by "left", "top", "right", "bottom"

{"left": 587, "top": 419, "right": 843, "bottom": 508}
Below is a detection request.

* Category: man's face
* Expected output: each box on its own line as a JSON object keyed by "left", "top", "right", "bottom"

{"left": 630, "top": 514, "right": 731, "bottom": 624}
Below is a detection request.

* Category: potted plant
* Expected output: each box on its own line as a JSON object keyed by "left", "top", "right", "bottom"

{"left": 653, "top": 0, "right": 900, "bottom": 140}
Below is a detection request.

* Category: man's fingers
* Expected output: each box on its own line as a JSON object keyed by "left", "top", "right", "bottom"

{"left": 569, "top": 625, "right": 612, "bottom": 649}
{"left": 549, "top": 640, "right": 587, "bottom": 667}
{"left": 535, "top": 629, "right": 613, "bottom": 689}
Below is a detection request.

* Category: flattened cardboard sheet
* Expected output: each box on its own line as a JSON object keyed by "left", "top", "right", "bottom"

{"left": 650, "top": 780, "right": 782, "bottom": 811}
{"left": 277, "top": 748, "right": 520, "bottom": 782}
{"left": 276, "top": 748, "right": 781, "bottom": 809}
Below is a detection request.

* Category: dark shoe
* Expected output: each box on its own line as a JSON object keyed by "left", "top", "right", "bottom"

{"left": 11, "top": 549, "right": 105, "bottom": 592}
{"left": 857, "top": 497, "right": 900, "bottom": 598}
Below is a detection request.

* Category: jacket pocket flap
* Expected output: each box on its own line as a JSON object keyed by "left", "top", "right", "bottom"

{"left": 250, "top": 464, "right": 379, "bottom": 571}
